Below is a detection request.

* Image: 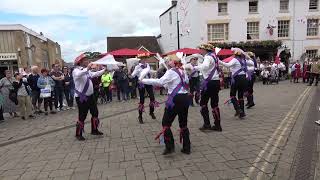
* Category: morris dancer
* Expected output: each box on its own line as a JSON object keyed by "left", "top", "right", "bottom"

{"left": 73, "top": 53, "right": 105, "bottom": 141}
{"left": 187, "top": 56, "right": 200, "bottom": 106}
{"left": 293, "top": 60, "right": 301, "bottom": 83}
{"left": 195, "top": 43, "right": 222, "bottom": 131}
{"left": 142, "top": 54, "right": 190, "bottom": 155}
{"left": 246, "top": 52, "right": 256, "bottom": 109}
{"left": 219, "top": 48, "right": 254, "bottom": 119}
{"left": 131, "top": 53, "right": 158, "bottom": 124}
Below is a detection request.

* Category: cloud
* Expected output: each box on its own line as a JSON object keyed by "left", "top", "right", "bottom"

{"left": 0, "top": 0, "right": 171, "bottom": 62}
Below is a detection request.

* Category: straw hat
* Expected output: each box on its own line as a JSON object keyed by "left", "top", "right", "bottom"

{"left": 198, "top": 43, "right": 214, "bottom": 51}
{"left": 231, "top": 48, "right": 245, "bottom": 56}
{"left": 247, "top": 52, "right": 255, "bottom": 57}
{"left": 167, "top": 54, "right": 180, "bottom": 62}
{"left": 74, "top": 52, "right": 90, "bottom": 65}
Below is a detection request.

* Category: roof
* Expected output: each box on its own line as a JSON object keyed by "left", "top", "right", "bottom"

{"left": 104, "top": 48, "right": 155, "bottom": 57}
{"left": 159, "top": 2, "right": 177, "bottom": 17}
{"left": 0, "top": 24, "right": 47, "bottom": 41}
{"left": 107, "top": 36, "right": 162, "bottom": 54}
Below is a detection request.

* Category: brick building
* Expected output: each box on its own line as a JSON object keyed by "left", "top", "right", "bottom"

{"left": 0, "top": 24, "right": 63, "bottom": 77}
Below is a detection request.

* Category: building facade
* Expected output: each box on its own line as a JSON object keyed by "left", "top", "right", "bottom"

{"left": 158, "top": 0, "right": 320, "bottom": 61}
{"left": 0, "top": 24, "right": 62, "bottom": 76}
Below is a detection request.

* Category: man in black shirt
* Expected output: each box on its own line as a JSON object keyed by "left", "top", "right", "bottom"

{"left": 50, "top": 64, "right": 64, "bottom": 111}
{"left": 28, "top": 66, "right": 43, "bottom": 114}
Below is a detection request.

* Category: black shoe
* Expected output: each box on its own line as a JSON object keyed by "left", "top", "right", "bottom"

{"left": 76, "top": 135, "right": 85, "bottom": 141}
{"left": 150, "top": 113, "right": 156, "bottom": 119}
{"left": 181, "top": 149, "right": 191, "bottom": 155}
{"left": 199, "top": 125, "right": 211, "bottom": 131}
{"left": 91, "top": 130, "right": 104, "bottom": 135}
{"left": 21, "top": 117, "right": 25, "bottom": 120}
{"left": 162, "top": 148, "right": 175, "bottom": 155}
{"left": 245, "top": 103, "right": 249, "bottom": 107}
{"left": 239, "top": 113, "right": 246, "bottom": 119}
{"left": 38, "top": 110, "right": 44, "bottom": 114}
{"left": 247, "top": 104, "right": 255, "bottom": 109}
{"left": 50, "top": 111, "right": 56, "bottom": 114}
{"left": 138, "top": 116, "right": 144, "bottom": 124}
{"left": 211, "top": 126, "right": 222, "bottom": 132}
{"left": 234, "top": 111, "right": 240, "bottom": 117}
{"left": 29, "top": 115, "right": 35, "bottom": 119}
{"left": 45, "top": 112, "right": 48, "bottom": 116}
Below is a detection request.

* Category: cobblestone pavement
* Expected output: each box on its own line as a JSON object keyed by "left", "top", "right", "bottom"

{"left": 0, "top": 81, "right": 317, "bottom": 180}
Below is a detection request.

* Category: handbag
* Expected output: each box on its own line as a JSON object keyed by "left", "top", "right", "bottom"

{"left": 40, "top": 78, "right": 52, "bottom": 98}
{"left": 8, "top": 80, "right": 18, "bottom": 105}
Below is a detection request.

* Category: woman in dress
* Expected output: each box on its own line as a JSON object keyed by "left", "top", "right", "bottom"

{"left": 0, "top": 70, "right": 18, "bottom": 117}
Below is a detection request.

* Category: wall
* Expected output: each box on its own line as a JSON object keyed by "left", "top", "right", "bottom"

{"left": 159, "top": 0, "right": 320, "bottom": 60}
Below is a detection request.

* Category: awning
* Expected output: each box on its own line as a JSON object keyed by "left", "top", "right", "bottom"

{"left": 217, "top": 49, "right": 233, "bottom": 56}
{"left": 163, "top": 48, "right": 202, "bottom": 56}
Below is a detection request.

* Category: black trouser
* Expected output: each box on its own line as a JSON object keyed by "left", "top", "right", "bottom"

{"left": 309, "top": 73, "right": 319, "bottom": 86}
{"left": 262, "top": 77, "right": 268, "bottom": 85}
{"left": 104, "top": 86, "right": 112, "bottom": 102}
{"left": 138, "top": 85, "right": 155, "bottom": 116}
{"left": 246, "top": 74, "right": 255, "bottom": 105}
{"left": 189, "top": 77, "right": 200, "bottom": 105}
{"left": 230, "top": 75, "right": 248, "bottom": 115}
{"left": 119, "top": 82, "right": 128, "bottom": 101}
{"left": 162, "top": 94, "right": 190, "bottom": 151}
{"left": 43, "top": 96, "right": 53, "bottom": 112}
{"left": 224, "top": 77, "right": 231, "bottom": 89}
{"left": 75, "top": 95, "right": 100, "bottom": 136}
{"left": 64, "top": 88, "right": 73, "bottom": 107}
{"left": 54, "top": 87, "right": 63, "bottom": 109}
{"left": 0, "top": 107, "right": 4, "bottom": 120}
{"left": 200, "top": 80, "right": 221, "bottom": 127}
{"left": 31, "top": 90, "right": 42, "bottom": 110}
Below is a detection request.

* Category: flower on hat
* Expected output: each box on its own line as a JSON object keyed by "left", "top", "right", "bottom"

{"left": 74, "top": 53, "right": 90, "bottom": 65}
{"left": 198, "top": 43, "right": 214, "bottom": 51}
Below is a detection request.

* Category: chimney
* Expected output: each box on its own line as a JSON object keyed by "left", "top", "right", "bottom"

{"left": 40, "top": 32, "right": 43, "bottom": 36}
{"left": 172, "top": 0, "right": 177, "bottom": 6}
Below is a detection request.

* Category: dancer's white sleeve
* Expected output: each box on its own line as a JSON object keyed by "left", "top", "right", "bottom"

{"left": 142, "top": 70, "right": 173, "bottom": 87}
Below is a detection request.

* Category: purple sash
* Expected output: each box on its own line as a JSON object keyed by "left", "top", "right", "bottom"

{"left": 200, "top": 53, "right": 219, "bottom": 91}
{"left": 231, "top": 58, "right": 251, "bottom": 84}
{"left": 75, "top": 72, "right": 91, "bottom": 103}
{"left": 165, "top": 69, "right": 187, "bottom": 109}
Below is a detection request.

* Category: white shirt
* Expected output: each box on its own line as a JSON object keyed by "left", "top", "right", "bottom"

{"left": 73, "top": 66, "right": 106, "bottom": 97}
{"left": 194, "top": 54, "right": 219, "bottom": 80}
{"left": 131, "top": 63, "right": 150, "bottom": 78}
{"left": 142, "top": 68, "right": 189, "bottom": 94}
{"left": 219, "top": 58, "right": 254, "bottom": 76}
{"left": 261, "top": 70, "right": 270, "bottom": 78}
{"left": 259, "top": 64, "right": 265, "bottom": 71}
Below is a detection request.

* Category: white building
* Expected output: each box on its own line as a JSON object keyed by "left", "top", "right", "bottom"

{"left": 158, "top": 0, "right": 320, "bottom": 61}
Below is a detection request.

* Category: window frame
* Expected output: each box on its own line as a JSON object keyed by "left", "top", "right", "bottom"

{"left": 169, "top": 11, "right": 173, "bottom": 25}
{"left": 218, "top": 2, "right": 228, "bottom": 15}
{"left": 247, "top": 22, "right": 260, "bottom": 40}
{"left": 249, "top": 1, "right": 259, "bottom": 13}
{"left": 280, "top": 0, "right": 289, "bottom": 12}
{"left": 278, "top": 20, "right": 290, "bottom": 38}
{"left": 307, "top": 19, "right": 319, "bottom": 37}
{"left": 309, "top": 0, "right": 319, "bottom": 10}
{"left": 207, "top": 23, "right": 229, "bottom": 41}
{"left": 306, "top": 49, "right": 319, "bottom": 58}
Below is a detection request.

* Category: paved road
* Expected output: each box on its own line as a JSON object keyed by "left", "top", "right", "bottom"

{"left": 0, "top": 81, "right": 317, "bottom": 180}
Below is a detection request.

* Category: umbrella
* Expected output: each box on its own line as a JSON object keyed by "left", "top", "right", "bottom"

{"left": 93, "top": 54, "right": 122, "bottom": 70}
{"left": 163, "top": 48, "right": 202, "bottom": 56}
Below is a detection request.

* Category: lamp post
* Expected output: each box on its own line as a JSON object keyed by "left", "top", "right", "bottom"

{"left": 177, "top": 12, "right": 180, "bottom": 49}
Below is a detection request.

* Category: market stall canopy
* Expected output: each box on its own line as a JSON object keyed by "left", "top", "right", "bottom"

{"left": 217, "top": 49, "right": 233, "bottom": 56}
{"left": 103, "top": 48, "right": 155, "bottom": 57}
{"left": 222, "top": 55, "right": 235, "bottom": 63}
{"left": 163, "top": 48, "right": 202, "bottom": 56}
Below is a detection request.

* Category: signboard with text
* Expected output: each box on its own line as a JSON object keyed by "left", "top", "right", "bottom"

{"left": 0, "top": 53, "right": 17, "bottom": 61}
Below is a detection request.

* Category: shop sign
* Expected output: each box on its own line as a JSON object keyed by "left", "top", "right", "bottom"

{"left": 0, "top": 53, "right": 17, "bottom": 60}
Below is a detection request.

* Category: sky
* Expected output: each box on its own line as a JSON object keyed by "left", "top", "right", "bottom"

{"left": 0, "top": 0, "right": 170, "bottom": 62}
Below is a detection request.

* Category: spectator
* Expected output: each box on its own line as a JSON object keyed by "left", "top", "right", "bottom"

{"left": 62, "top": 66, "right": 73, "bottom": 109}
{"left": 261, "top": 68, "right": 270, "bottom": 85}
{"left": 113, "top": 67, "right": 129, "bottom": 101}
{"left": 68, "top": 67, "right": 75, "bottom": 109}
{"left": 129, "top": 66, "right": 138, "bottom": 99}
{"left": 50, "top": 63, "right": 64, "bottom": 111}
{"left": 28, "top": 66, "right": 43, "bottom": 114}
{"left": 101, "top": 70, "right": 113, "bottom": 102}
{"left": 38, "top": 69, "right": 56, "bottom": 115}
{"left": 0, "top": 70, "right": 18, "bottom": 117}
{"left": 13, "top": 73, "right": 34, "bottom": 120}
{"left": 0, "top": 92, "right": 4, "bottom": 122}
